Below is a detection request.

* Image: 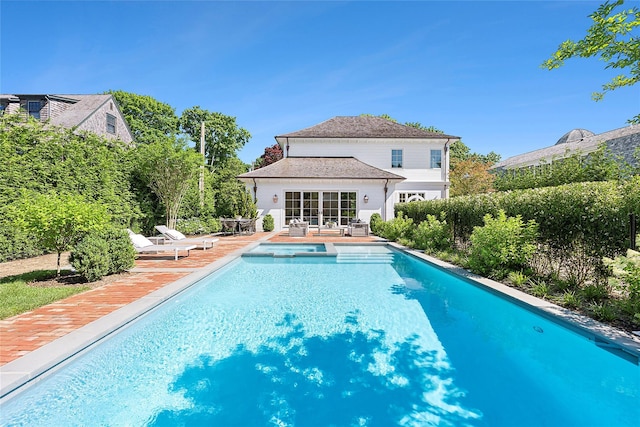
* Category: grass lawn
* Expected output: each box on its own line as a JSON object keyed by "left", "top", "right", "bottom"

{"left": 0, "top": 271, "right": 90, "bottom": 319}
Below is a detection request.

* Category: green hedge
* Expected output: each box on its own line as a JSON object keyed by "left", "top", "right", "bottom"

{"left": 397, "top": 178, "right": 640, "bottom": 257}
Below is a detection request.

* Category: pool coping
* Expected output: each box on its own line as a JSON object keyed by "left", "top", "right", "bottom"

{"left": 2, "top": 241, "right": 639, "bottom": 401}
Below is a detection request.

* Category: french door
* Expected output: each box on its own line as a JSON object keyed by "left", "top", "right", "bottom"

{"left": 285, "top": 191, "right": 357, "bottom": 226}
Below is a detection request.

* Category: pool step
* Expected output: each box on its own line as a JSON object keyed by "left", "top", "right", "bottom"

{"left": 336, "top": 253, "right": 394, "bottom": 264}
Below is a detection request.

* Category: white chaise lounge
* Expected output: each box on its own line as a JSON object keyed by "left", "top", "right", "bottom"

{"left": 154, "top": 225, "right": 219, "bottom": 250}
{"left": 128, "top": 230, "right": 196, "bottom": 261}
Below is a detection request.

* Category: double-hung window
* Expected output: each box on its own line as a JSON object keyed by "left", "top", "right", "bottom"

{"left": 391, "top": 149, "right": 403, "bottom": 168}
{"left": 430, "top": 149, "right": 442, "bottom": 168}
{"left": 106, "top": 113, "right": 116, "bottom": 134}
{"left": 27, "top": 101, "right": 41, "bottom": 120}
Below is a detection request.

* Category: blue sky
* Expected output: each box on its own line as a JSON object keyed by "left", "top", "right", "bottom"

{"left": 1, "top": 0, "right": 638, "bottom": 164}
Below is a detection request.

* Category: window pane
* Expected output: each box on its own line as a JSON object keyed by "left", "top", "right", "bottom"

{"left": 430, "top": 149, "right": 442, "bottom": 168}
{"left": 339, "top": 192, "right": 357, "bottom": 225}
{"left": 391, "top": 149, "right": 402, "bottom": 168}
{"left": 27, "top": 101, "right": 40, "bottom": 119}
{"left": 285, "top": 192, "right": 301, "bottom": 224}
{"left": 106, "top": 113, "right": 116, "bottom": 134}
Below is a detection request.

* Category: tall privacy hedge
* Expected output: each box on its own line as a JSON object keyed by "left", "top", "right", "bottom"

{"left": 0, "top": 115, "right": 142, "bottom": 262}
{"left": 397, "top": 178, "right": 640, "bottom": 257}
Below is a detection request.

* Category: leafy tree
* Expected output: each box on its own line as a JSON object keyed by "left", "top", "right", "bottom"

{"left": 180, "top": 106, "right": 251, "bottom": 169}
{"left": 253, "top": 143, "right": 283, "bottom": 169}
{"left": 404, "top": 122, "right": 443, "bottom": 133}
{"left": 542, "top": 0, "right": 640, "bottom": 124}
{"left": 10, "top": 193, "right": 110, "bottom": 275}
{"left": 211, "top": 157, "right": 256, "bottom": 218}
{"left": 450, "top": 158, "right": 495, "bottom": 196}
{"left": 136, "top": 139, "right": 203, "bottom": 229}
{"left": 107, "top": 90, "right": 180, "bottom": 144}
{"left": 450, "top": 140, "right": 501, "bottom": 170}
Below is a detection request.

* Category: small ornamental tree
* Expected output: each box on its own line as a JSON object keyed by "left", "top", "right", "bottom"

{"left": 450, "top": 158, "right": 495, "bottom": 196}
{"left": 11, "top": 192, "right": 110, "bottom": 275}
{"left": 136, "top": 139, "right": 203, "bottom": 229}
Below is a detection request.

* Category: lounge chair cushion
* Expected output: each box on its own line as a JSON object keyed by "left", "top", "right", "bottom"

{"left": 130, "top": 233, "right": 154, "bottom": 248}
{"left": 164, "top": 229, "right": 186, "bottom": 240}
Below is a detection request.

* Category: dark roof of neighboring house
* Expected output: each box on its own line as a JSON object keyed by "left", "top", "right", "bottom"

{"left": 238, "top": 157, "right": 405, "bottom": 180}
{"left": 492, "top": 125, "right": 640, "bottom": 170}
{"left": 275, "top": 116, "right": 460, "bottom": 140}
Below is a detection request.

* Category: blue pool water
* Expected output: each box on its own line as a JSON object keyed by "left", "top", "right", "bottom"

{"left": 247, "top": 243, "right": 326, "bottom": 255}
{"left": 2, "top": 247, "right": 639, "bottom": 426}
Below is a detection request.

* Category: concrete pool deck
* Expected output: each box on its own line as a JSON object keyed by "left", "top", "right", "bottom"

{"left": 1, "top": 232, "right": 639, "bottom": 399}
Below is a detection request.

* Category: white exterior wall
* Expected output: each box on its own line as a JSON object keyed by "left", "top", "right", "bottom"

{"left": 248, "top": 179, "right": 393, "bottom": 231}
{"left": 286, "top": 137, "right": 448, "bottom": 181}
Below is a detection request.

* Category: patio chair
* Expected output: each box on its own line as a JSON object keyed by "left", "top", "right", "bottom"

{"left": 128, "top": 231, "right": 196, "bottom": 261}
{"left": 288, "top": 220, "right": 309, "bottom": 237}
{"left": 238, "top": 218, "right": 256, "bottom": 235}
{"left": 348, "top": 222, "right": 369, "bottom": 237}
{"left": 220, "top": 218, "right": 238, "bottom": 235}
{"left": 154, "top": 225, "right": 219, "bottom": 250}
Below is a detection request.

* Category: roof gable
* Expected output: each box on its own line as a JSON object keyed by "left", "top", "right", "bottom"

{"left": 276, "top": 116, "right": 459, "bottom": 140}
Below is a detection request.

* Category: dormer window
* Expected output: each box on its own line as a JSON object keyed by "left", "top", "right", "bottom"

{"left": 391, "top": 149, "right": 403, "bottom": 168}
{"left": 27, "top": 101, "right": 41, "bottom": 120}
{"left": 106, "top": 113, "right": 116, "bottom": 134}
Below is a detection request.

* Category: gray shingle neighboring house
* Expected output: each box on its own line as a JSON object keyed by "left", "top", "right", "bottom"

{"left": 0, "top": 94, "right": 133, "bottom": 144}
{"left": 239, "top": 116, "right": 460, "bottom": 231}
{"left": 492, "top": 125, "right": 640, "bottom": 171}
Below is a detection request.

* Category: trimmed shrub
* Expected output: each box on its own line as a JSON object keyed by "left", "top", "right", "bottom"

{"left": 468, "top": 210, "right": 538, "bottom": 279}
{"left": 411, "top": 213, "right": 452, "bottom": 253}
{"left": 263, "top": 214, "right": 275, "bottom": 232}
{"left": 375, "top": 212, "right": 414, "bottom": 241}
{"left": 70, "top": 229, "right": 135, "bottom": 282}
{"left": 369, "top": 213, "right": 383, "bottom": 235}
{"left": 70, "top": 235, "right": 110, "bottom": 282}
{"left": 101, "top": 229, "right": 136, "bottom": 275}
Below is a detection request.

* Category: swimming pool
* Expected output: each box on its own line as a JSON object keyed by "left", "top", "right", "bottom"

{"left": 246, "top": 243, "right": 328, "bottom": 256}
{"left": 1, "top": 245, "right": 639, "bottom": 426}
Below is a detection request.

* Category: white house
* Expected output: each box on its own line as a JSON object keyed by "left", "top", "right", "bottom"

{"left": 238, "top": 116, "right": 459, "bottom": 231}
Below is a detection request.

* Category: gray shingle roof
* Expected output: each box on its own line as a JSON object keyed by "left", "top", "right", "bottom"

{"left": 492, "top": 125, "right": 640, "bottom": 170}
{"left": 238, "top": 157, "right": 405, "bottom": 180}
{"left": 1, "top": 94, "right": 112, "bottom": 128}
{"left": 47, "top": 94, "right": 112, "bottom": 128}
{"left": 276, "top": 116, "right": 460, "bottom": 140}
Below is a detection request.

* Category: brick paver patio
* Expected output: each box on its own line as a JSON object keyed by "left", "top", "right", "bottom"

{"left": 0, "top": 232, "right": 379, "bottom": 366}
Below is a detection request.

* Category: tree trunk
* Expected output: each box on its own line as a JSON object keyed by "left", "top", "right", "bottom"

{"left": 56, "top": 251, "right": 62, "bottom": 276}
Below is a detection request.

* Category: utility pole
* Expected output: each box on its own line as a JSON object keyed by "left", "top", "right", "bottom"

{"left": 199, "top": 121, "right": 205, "bottom": 207}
